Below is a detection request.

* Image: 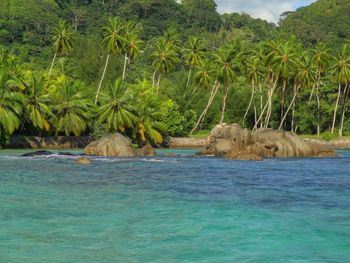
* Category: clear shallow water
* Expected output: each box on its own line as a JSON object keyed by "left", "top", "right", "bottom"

{"left": 0, "top": 149, "right": 350, "bottom": 263}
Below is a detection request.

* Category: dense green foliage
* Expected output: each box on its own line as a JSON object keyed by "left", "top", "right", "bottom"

{"left": 0, "top": 0, "right": 350, "bottom": 146}
{"left": 279, "top": 0, "right": 350, "bottom": 47}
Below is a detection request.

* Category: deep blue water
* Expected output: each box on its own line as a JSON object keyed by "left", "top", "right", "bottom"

{"left": 0, "top": 149, "right": 350, "bottom": 262}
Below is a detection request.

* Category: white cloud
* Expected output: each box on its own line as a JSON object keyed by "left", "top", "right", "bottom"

{"left": 215, "top": 0, "right": 316, "bottom": 23}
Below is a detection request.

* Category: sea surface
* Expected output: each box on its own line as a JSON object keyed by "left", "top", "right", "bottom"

{"left": 0, "top": 149, "right": 350, "bottom": 263}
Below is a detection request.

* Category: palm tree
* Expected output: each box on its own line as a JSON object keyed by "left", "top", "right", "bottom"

{"left": 122, "top": 23, "right": 143, "bottom": 80}
{"left": 190, "top": 60, "right": 218, "bottom": 135}
{"left": 151, "top": 41, "right": 179, "bottom": 94}
{"left": 97, "top": 78, "right": 137, "bottom": 132}
{"left": 48, "top": 20, "right": 74, "bottom": 79}
{"left": 266, "top": 38, "right": 297, "bottom": 128}
{"left": 278, "top": 53, "right": 315, "bottom": 130}
{"left": 213, "top": 44, "right": 240, "bottom": 124}
{"left": 20, "top": 72, "right": 52, "bottom": 131}
{"left": 330, "top": 45, "right": 350, "bottom": 136}
{"left": 183, "top": 36, "right": 206, "bottom": 87}
{"left": 96, "top": 17, "right": 126, "bottom": 104}
{"left": 311, "top": 43, "right": 329, "bottom": 136}
{"left": 243, "top": 55, "right": 263, "bottom": 126}
{"left": 0, "top": 71, "right": 23, "bottom": 141}
{"left": 133, "top": 79, "right": 167, "bottom": 145}
{"left": 52, "top": 80, "right": 93, "bottom": 136}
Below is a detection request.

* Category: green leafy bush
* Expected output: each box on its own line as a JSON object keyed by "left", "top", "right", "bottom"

{"left": 321, "top": 132, "right": 338, "bottom": 141}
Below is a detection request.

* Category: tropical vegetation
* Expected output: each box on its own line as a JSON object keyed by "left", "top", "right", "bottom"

{"left": 0, "top": 0, "right": 350, "bottom": 146}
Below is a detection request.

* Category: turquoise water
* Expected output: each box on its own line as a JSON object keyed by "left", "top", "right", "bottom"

{"left": 1, "top": 149, "right": 350, "bottom": 263}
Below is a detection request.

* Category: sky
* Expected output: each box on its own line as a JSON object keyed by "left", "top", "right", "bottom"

{"left": 215, "top": 0, "right": 317, "bottom": 23}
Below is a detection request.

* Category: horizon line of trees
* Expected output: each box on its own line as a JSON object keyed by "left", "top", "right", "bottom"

{"left": 1, "top": 16, "right": 350, "bottom": 145}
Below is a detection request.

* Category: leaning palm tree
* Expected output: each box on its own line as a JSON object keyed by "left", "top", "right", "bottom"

{"left": 183, "top": 36, "right": 206, "bottom": 87}
{"left": 330, "top": 45, "right": 350, "bottom": 136}
{"left": 151, "top": 41, "right": 179, "bottom": 94}
{"left": 213, "top": 44, "right": 240, "bottom": 124}
{"left": 122, "top": 24, "right": 143, "bottom": 80}
{"left": 48, "top": 20, "right": 74, "bottom": 79}
{"left": 190, "top": 60, "right": 218, "bottom": 135}
{"left": 52, "top": 80, "right": 93, "bottom": 136}
{"left": 20, "top": 72, "right": 52, "bottom": 131}
{"left": 96, "top": 17, "right": 127, "bottom": 104}
{"left": 97, "top": 78, "right": 137, "bottom": 132}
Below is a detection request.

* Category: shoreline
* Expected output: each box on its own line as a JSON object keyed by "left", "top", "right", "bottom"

{"left": 2, "top": 135, "right": 350, "bottom": 150}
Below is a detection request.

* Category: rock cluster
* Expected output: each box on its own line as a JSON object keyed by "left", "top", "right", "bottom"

{"left": 201, "top": 123, "right": 335, "bottom": 160}
{"left": 85, "top": 133, "right": 155, "bottom": 157}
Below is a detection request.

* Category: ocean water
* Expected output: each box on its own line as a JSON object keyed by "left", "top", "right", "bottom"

{"left": 0, "top": 149, "right": 350, "bottom": 263}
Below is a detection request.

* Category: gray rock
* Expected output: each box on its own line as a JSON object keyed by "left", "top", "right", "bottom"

{"left": 74, "top": 157, "right": 92, "bottom": 164}
{"left": 22, "top": 150, "right": 54, "bottom": 157}
{"left": 85, "top": 133, "right": 135, "bottom": 157}
{"left": 203, "top": 123, "right": 335, "bottom": 160}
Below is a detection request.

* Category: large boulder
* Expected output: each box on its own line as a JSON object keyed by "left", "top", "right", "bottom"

{"left": 85, "top": 133, "right": 136, "bottom": 157}
{"left": 203, "top": 123, "right": 335, "bottom": 160}
{"left": 85, "top": 133, "right": 156, "bottom": 157}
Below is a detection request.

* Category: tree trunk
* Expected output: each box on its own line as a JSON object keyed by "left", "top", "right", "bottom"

{"left": 95, "top": 54, "right": 110, "bottom": 104}
{"left": 265, "top": 76, "right": 279, "bottom": 128}
{"left": 279, "top": 84, "right": 301, "bottom": 130}
{"left": 186, "top": 67, "right": 192, "bottom": 87}
{"left": 48, "top": 51, "right": 58, "bottom": 79}
{"left": 190, "top": 81, "right": 220, "bottom": 135}
{"left": 280, "top": 79, "right": 287, "bottom": 129}
{"left": 316, "top": 72, "right": 321, "bottom": 136}
{"left": 331, "top": 84, "right": 342, "bottom": 134}
{"left": 122, "top": 53, "right": 128, "bottom": 80}
{"left": 308, "top": 84, "right": 316, "bottom": 104}
{"left": 259, "top": 83, "right": 263, "bottom": 128}
{"left": 156, "top": 74, "right": 161, "bottom": 95}
{"left": 152, "top": 70, "right": 157, "bottom": 88}
{"left": 339, "top": 83, "right": 349, "bottom": 137}
{"left": 253, "top": 98, "right": 270, "bottom": 131}
{"left": 220, "top": 85, "right": 228, "bottom": 125}
{"left": 243, "top": 80, "right": 255, "bottom": 126}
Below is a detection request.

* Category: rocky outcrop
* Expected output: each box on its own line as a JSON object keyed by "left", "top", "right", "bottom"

{"left": 202, "top": 123, "right": 335, "bottom": 160}
{"left": 85, "top": 133, "right": 156, "bottom": 157}
{"left": 85, "top": 133, "right": 135, "bottom": 157}
{"left": 74, "top": 157, "right": 92, "bottom": 164}
{"left": 169, "top": 137, "right": 209, "bottom": 148}
{"left": 22, "top": 150, "right": 54, "bottom": 157}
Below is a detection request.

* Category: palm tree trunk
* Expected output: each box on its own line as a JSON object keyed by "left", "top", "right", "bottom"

{"left": 48, "top": 51, "right": 58, "bottom": 79}
{"left": 259, "top": 83, "right": 263, "bottom": 128}
{"left": 331, "top": 84, "right": 342, "bottom": 134}
{"left": 186, "top": 67, "right": 192, "bottom": 87}
{"left": 253, "top": 99, "right": 270, "bottom": 131}
{"left": 95, "top": 54, "right": 110, "bottom": 104}
{"left": 152, "top": 70, "right": 157, "bottom": 88}
{"left": 308, "top": 84, "right": 316, "bottom": 104}
{"left": 316, "top": 73, "right": 321, "bottom": 136}
{"left": 280, "top": 79, "right": 287, "bottom": 129}
{"left": 156, "top": 74, "right": 161, "bottom": 95}
{"left": 122, "top": 53, "right": 128, "bottom": 80}
{"left": 243, "top": 81, "right": 255, "bottom": 126}
{"left": 265, "top": 76, "right": 279, "bottom": 128}
{"left": 190, "top": 81, "right": 219, "bottom": 135}
{"left": 279, "top": 84, "right": 301, "bottom": 130}
{"left": 339, "top": 83, "right": 349, "bottom": 137}
{"left": 220, "top": 85, "right": 228, "bottom": 125}
{"left": 291, "top": 91, "right": 296, "bottom": 132}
